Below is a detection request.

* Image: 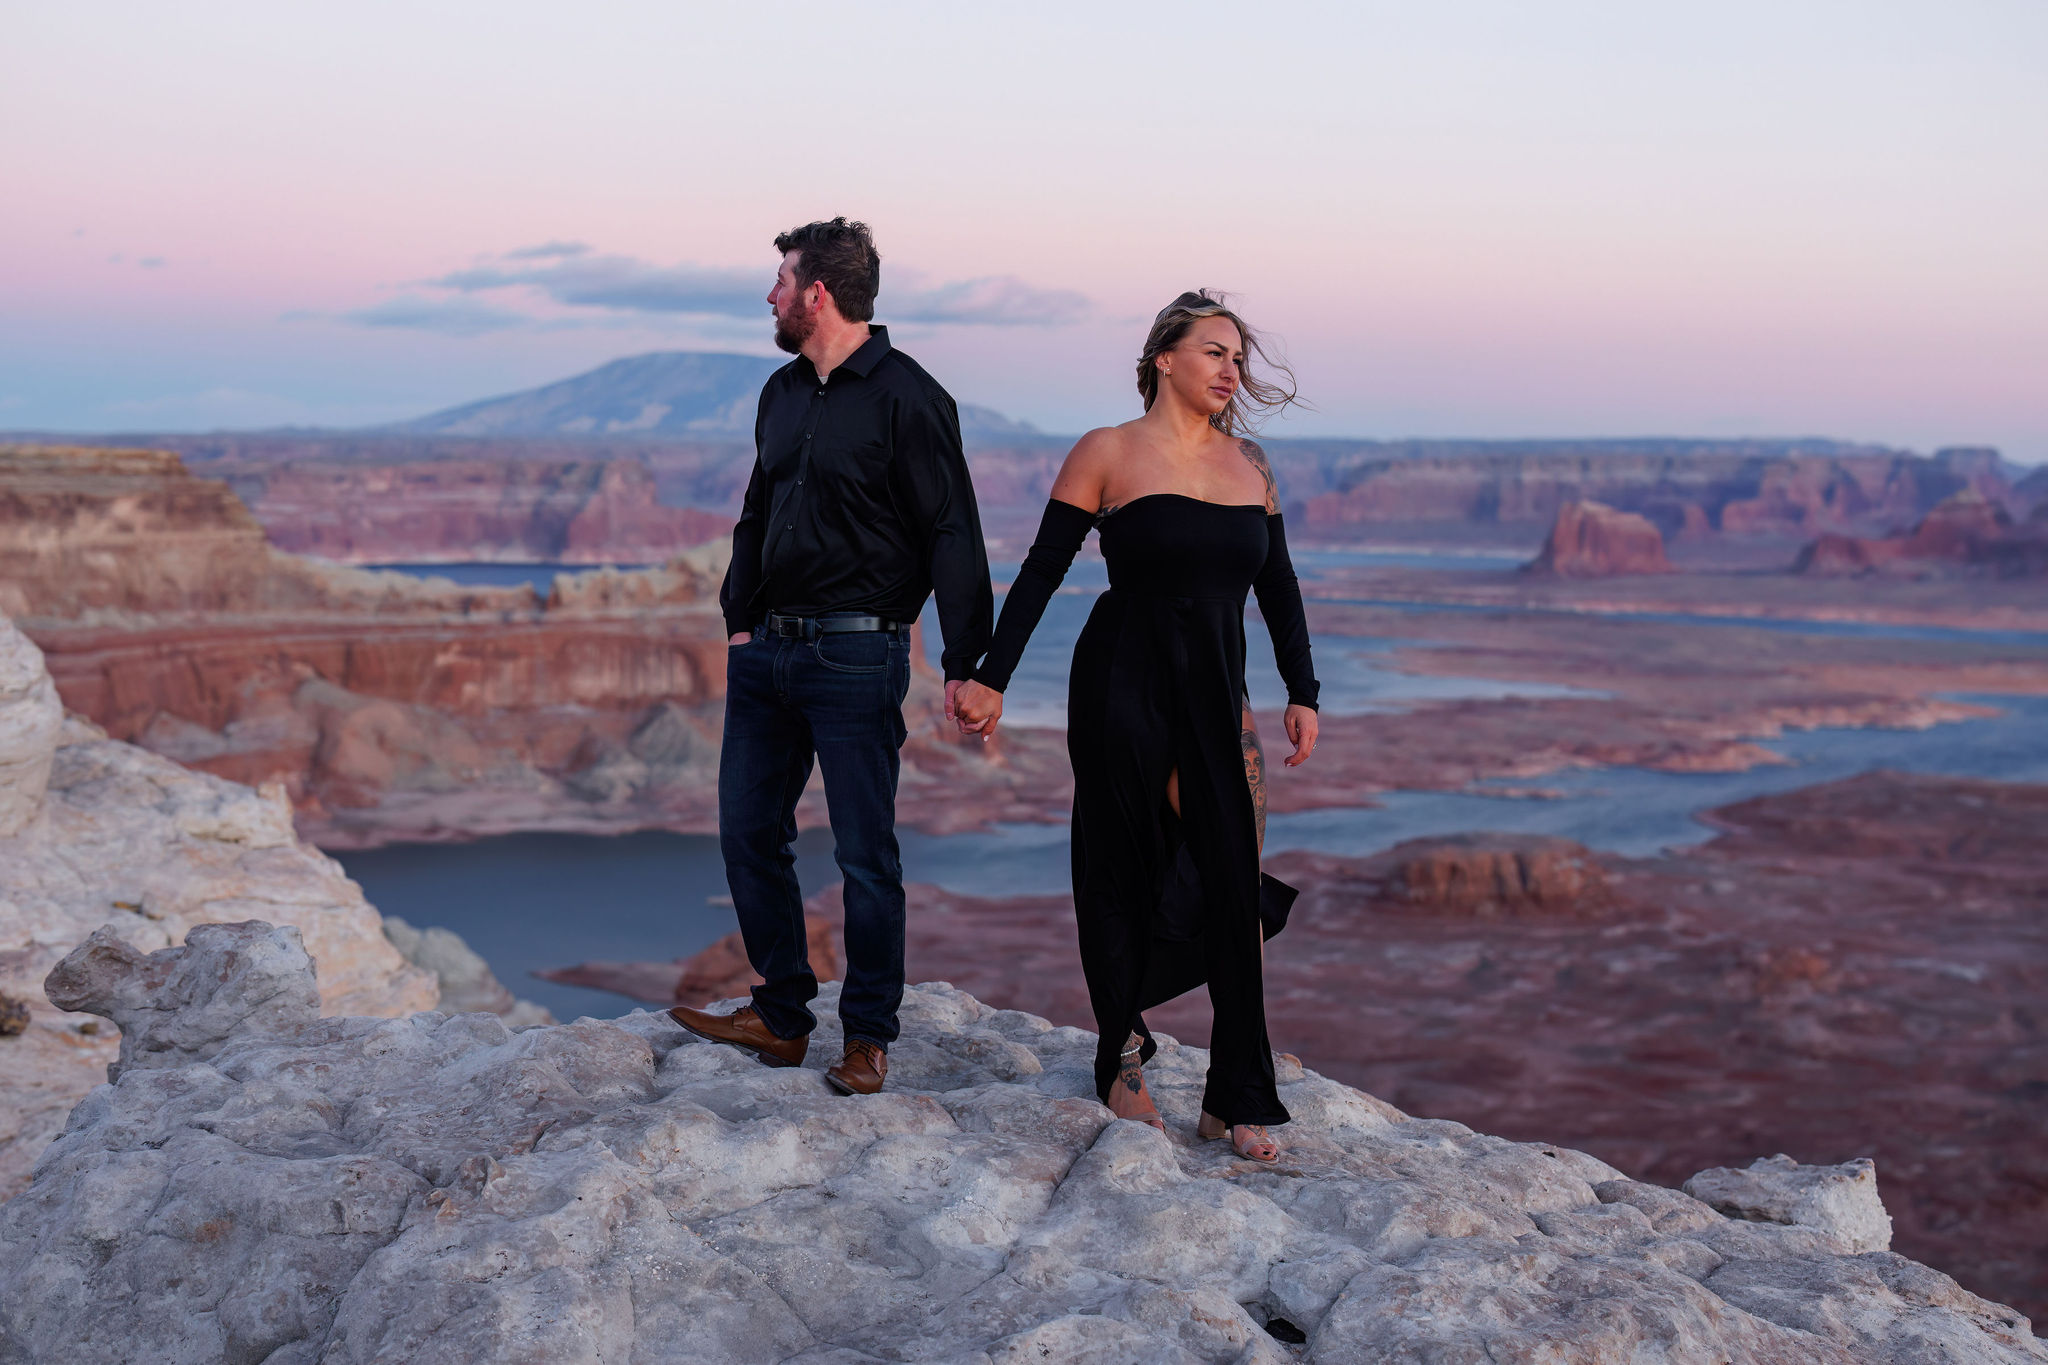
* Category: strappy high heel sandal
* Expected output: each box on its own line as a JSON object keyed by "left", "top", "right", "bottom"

{"left": 1197, "top": 1111, "right": 1279, "bottom": 1164}
{"left": 1107, "top": 1035, "right": 1165, "bottom": 1131}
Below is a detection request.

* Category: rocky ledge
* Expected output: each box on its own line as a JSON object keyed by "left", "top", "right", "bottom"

{"left": 1, "top": 922, "right": 2040, "bottom": 1364}
{"left": 0, "top": 613, "right": 543, "bottom": 1200}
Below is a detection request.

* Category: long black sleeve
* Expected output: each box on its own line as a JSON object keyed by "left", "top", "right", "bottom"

{"left": 891, "top": 395, "right": 993, "bottom": 681}
{"left": 718, "top": 386, "right": 774, "bottom": 637}
{"left": 970, "top": 498, "right": 1095, "bottom": 692}
{"left": 719, "top": 456, "right": 769, "bottom": 638}
{"left": 1253, "top": 513, "right": 1320, "bottom": 710}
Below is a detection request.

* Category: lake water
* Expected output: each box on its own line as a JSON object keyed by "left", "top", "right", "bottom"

{"left": 336, "top": 559, "right": 2048, "bottom": 1019}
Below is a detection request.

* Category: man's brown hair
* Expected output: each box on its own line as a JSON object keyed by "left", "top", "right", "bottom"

{"left": 774, "top": 217, "right": 881, "bottom": 322}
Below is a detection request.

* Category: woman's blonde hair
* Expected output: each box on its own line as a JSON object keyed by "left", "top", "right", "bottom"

{"left": 1135, "top": 289, "right": 1300, "bottom": 436}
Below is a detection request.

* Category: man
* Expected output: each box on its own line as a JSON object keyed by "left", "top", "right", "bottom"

{"left": 669, "top": 217, "right": 992, "bottom": 1096}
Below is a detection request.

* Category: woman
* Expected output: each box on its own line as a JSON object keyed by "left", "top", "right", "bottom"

{"left": 953, "top": 290, "right": 1320, "bottom": 1163}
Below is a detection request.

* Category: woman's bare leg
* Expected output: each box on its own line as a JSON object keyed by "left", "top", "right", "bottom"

{"left": 1106, "top": 1030, "right": 1164, "bottom": 1129}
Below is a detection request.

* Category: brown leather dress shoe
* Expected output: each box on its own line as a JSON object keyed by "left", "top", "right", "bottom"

{"left": 825, "top": 1038, "right": 888, "bottom": 1095}
{"left": 667, "top": 1003, "right": 807, "bottom": 1068}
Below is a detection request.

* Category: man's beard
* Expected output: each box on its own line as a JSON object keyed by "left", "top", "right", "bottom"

{"left": 773, "top": 299, "right": 817, "bottom": 355}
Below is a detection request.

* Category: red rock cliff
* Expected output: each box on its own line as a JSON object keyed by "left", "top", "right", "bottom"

{"left": 1795, "top": 490, "right": 2048, "bottom": 579}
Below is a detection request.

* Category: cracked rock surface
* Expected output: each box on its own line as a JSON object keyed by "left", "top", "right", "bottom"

{"left": 1, "top": 922, "right": 2041, "bottom": 1364}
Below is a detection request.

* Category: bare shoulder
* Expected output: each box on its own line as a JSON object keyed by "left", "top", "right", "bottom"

{"left": 1049, "top": 427, "right": 1125, "bottom": 512}
{"left": 1236, "top": 437, "right": 1279, "bottom": 512}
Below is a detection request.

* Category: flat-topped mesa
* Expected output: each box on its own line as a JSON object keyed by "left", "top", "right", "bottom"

{"left": 1796, "top": 489, "right": 2048, "bottom": 579}
{"left": 5, "top": 917, "right": 2041, "bottom": 1363}
{"left": 1522, "top": 499, "right": 1675, "bottom": 578}
{"left": 0, "top": 444, "right": 537, "bottom": 622}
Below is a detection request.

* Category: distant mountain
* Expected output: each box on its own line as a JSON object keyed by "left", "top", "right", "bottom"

{"left": 390, "top": 351, "right": 1038, "bottom": 440}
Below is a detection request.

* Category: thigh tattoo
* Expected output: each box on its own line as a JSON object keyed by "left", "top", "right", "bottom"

{"left": 1241, "top": 707, "right": 1266, "bottom": 854}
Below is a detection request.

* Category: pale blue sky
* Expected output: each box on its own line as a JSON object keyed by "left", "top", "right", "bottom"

{"left": 3, "top": 2, "right": 2044, "bottom": 457}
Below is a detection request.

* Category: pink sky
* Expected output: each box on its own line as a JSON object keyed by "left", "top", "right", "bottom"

{"left": 4, "top": 2, "right": 2044, "bottom": 459}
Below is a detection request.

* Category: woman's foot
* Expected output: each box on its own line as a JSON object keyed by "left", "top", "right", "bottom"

{"left": 1197, "top": 1111, "right": 1279, "bottom": 1164}
{"left": 1107, "top": 1034, "right": 1165, "bottom": 1131}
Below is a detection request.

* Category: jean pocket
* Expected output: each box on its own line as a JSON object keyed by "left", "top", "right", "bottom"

{"left": 813, "top": 631, "right": 890, "bottom": 674}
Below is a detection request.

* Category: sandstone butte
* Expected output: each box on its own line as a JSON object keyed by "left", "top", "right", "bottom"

{"left": 1796, "top": 489, "right": 2048, "bottom": 579}
{"left": 0, "top": 445, "right": 1049, "bottom": 849}
{"left": 1521, "top": 500, "right": 1674, "bottom": 578}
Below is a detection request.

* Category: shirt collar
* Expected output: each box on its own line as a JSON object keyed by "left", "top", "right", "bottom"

{"left": 834, "top": 325, "right": 891, "bottom": 380}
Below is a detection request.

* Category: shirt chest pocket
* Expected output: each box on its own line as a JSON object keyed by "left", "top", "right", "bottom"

{"left": 814, "top": 436, "right": 892, "bottom": 500}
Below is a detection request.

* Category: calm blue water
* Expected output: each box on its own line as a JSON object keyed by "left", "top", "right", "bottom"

{"left": 1319, "top": 594, "right": 2048, "bottom": 649}
{"left": 339, "top": 558, "right": 2048, "bottom": 1020}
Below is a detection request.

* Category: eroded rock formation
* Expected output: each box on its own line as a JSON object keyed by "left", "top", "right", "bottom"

{"left": 1796, "top": 490, "right": 2048, "bottom": 578}
{"left": 2, "top": 918, "right": 2040, "bottom": 1363}
{"left": 1522, "top": 499, "right": 1674, "bottom": 577}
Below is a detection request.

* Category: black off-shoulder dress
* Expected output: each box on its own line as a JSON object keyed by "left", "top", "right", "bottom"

{"left": 972, "top": 493, "right": 1320, "bottom": 1126}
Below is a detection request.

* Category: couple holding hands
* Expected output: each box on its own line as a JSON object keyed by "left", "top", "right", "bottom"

{"left": 670, "top": 217, "right": 1320, "bottom": 1164}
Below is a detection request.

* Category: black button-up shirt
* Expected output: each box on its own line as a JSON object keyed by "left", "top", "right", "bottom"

{"left": 719, "top": 326, "right": 993, "bottom": 681}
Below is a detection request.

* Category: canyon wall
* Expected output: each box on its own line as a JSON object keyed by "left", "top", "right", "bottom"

{"left": 25, "top": 430, "right": 2024, "bottom": 553}
{"left": 1297, "top": 444, "right": 2017, "bottom": 543}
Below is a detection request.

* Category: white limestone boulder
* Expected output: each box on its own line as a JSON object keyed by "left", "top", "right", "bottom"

{"left": 0, "top": 922, "right": 2040, "bottom": 1365}
{"left": 0, "top": 617, "right": 61, "bottom": 837}
{"left": 1684, "top": 1152, "right": 1894, "bottom": 1254}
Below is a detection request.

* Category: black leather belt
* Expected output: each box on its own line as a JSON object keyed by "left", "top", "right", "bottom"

{"left": 763, "top": 612, "right": 911, "bottom": 639}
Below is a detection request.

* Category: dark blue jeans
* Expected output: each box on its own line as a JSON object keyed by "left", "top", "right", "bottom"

{"left": 718, "top": 622, "right": 912, "bottom": 1047}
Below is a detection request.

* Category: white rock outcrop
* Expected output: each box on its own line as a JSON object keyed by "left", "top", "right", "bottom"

{"left": 0, "top": 618, "right": 61, "bottom": 837}
{"left": 0, "top": 612, "right": 439, "bottom": 1199}
{"left": 382, "top": 915, "right": 554, "bottom": 1029}
{"left": 1, "top": 921, "right": 2040, "bottom": 1365}
{"left": 1684, "top": 1153, "right": 1894, "bottom": 1255}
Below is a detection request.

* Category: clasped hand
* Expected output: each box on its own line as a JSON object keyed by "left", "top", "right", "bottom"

{"left": 946, "top": 679, "right": 1004, "bottom": 739}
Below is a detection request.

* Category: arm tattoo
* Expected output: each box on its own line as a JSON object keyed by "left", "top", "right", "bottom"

{"left": 1241, "top": 707, "right": 1267, "bottom": 855}
{"left": 1237, "top": 439, "right": 1279, "bottom": 513}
